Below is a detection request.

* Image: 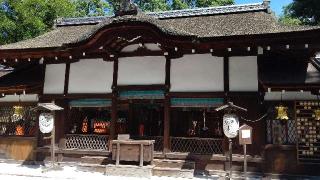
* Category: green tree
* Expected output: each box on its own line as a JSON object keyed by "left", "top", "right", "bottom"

{"left": 171, "top": 0, "right": 189, "bottom": 10}
{"left": 74, "top": 0, "right": 110, "bottom": 17}
{"left": 279, "top": 16, "right": 302, "bottom": 26}
{"left": 0, "top": 0, "right": 110, "bottom": 44}
{"left": 196, "top": 0, "right": 233, "bottom": 7}
{"left": 0, "top": 0, "right": 235, "bottom": 44}
{"left": 109, "top": 0, "right": 234, "bottom": 12}
{"left": 0, "top": 0, "right": 75, "bottom": 44}
{"left": 281, "top": 0, "right": 320, "bottom": 25}
{"left": 109, "top": 0, "right": 169, "bottom": 12}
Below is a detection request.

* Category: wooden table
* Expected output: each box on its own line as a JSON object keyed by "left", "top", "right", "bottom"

{"left": 111, "top": 140, "right": 155, "bottom": 166}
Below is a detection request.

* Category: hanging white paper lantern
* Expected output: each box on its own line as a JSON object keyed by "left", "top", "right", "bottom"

{"left": 39, "top": 113, "right": 54, "bottom": 133}
{"left": 223, "top": 114, "right": 239, "bottom": 138}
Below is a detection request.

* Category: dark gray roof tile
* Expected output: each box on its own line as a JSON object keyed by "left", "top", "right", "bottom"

{"left": 1, "top": 2, "right": 320, "bottom": 50}
{"left": 56, "top": 3, "right": 266, "bottom": 26}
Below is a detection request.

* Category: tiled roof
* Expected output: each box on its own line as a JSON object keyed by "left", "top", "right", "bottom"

{"left": 1, "top": 2, "right": 320, "bottom": 50}
{"left": 148, "top": 3, "right": 266, "bottom": 19}
{"left": 56, "top": 3, "right": 267, "bottom": 26}
{"left": 56, "top": 16, "right": 107, "bottom": 26}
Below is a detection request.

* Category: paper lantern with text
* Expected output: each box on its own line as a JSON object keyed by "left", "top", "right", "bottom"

{"left": 39, "top": 113, "right": 54, "bottom": 133}
{"left": 223, "top": 114, "right": 239, "bottom": 138}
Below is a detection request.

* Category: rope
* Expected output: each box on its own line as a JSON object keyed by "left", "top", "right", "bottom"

{"left": 240, "top": 113, "right": 268, "bottom": 123}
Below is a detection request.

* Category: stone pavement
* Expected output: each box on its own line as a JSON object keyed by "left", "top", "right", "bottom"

{"left": 0, "top": 160, "right": 319, "bottom": 180}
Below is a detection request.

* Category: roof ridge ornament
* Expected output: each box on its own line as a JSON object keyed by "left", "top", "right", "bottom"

{"left": 263, "top": 0, "right": 271, "bottom": 13}
{"left": 115, "top": 0, "right": 139, "bottom": 17}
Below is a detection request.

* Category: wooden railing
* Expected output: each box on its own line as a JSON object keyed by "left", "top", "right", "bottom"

{"left": 65, "top": 134, "right": 109, "bottom": 150}
{"left": 133, "top": 136, "right": 224, "bottom": 154}
{"left": 170, "top": 137, "right": 224, "bottom": 154}
{"left": 63, "top": 134, "right": 223, "bottom": 155}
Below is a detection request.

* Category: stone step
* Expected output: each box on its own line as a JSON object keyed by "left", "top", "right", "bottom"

{"left": 80, "top": 156, "right": 111, "bottom": 165}
{"left": 153, "top": 159, "right": 195, "bottom": 178}
{"left": 77, "top": 163, "right": 106, "bottom": 173}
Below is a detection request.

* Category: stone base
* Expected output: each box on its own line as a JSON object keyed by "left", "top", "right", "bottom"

{"left": 153, "top": 159, "right": 195, "bottom": 179}
{"left": 105, "top": 164, "right": 154, "bottom": 178}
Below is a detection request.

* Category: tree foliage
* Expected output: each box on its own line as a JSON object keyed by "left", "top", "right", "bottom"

{"left": 281, "top": 0, "right": 320, "bottom": 25}
{"left": 73, "top": 0, "right": 110, "bottom": 17}
{"left": 0, "top": 0, "right": 76, "bottom": 44}
{"left": 196, "top": 0, "right": 233, "bottom": 8}
{"left": 0, "top": 0, "right": 109, "bottom": 44}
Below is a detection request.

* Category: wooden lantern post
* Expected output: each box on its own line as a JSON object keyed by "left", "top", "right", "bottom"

{"left": 239, "top": 124, "right": 253, "bottom": 179}
{"left": 215, "top": 102, "right": 247, "bottom": 180}
{"left": 36, "top": 103, "right": 63, "bottom": 172}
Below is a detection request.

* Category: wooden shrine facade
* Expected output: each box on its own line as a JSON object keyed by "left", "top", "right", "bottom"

{"left": 1, "top": 1, "right": 320, "bottom": 175}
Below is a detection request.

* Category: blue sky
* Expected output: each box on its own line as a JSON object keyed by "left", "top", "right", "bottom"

{"left": 235, "top": 0, "right": 293, "bottom": 16}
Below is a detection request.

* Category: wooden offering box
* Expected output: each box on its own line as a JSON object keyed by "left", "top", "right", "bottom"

{"left": 112, "top": 140, "right": 155, "bottom": 166}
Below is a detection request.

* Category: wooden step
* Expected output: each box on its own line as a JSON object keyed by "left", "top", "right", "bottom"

{"left": 153, "top": 159, "right": 195, "bottom": 178}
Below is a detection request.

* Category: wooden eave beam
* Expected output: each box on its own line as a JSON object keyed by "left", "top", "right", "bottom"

{"left": 40, "top": 93, "right": 113, "bottom": 100}
{"left": 168, "top": 92, "right": 225, "bottom": 98}
{"left": 2, "top": 26, "right": 320, "bottom": 62}
{"left": 261, "top": 83, "right": 320, "bottom": 91}
{"left": 0, "top": 84, "right": 42, "bottom": 94}
{"left": 116, "top": 85, "right": 166, "bottom": 91}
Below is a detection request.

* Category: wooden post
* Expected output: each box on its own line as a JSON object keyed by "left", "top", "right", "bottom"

{"left": 51, "top": 125, "right": 55, "bottom": 167}
{"left": 116, "top": 142, "right": 120, "bottom": 166}
{"left": 228, "top": 138, "right": 233, "bottom": 179}
{"left": 163, "top": 56, "right": 171, "bottom": 154}
{"left": 244, "top": 144, "right": 247, "bottom": 179}
{"left": 140, "top": 144, "right": 144, "bottom": 166}
{"left": 109, "top": 94, "right": 117, "bottom": 150}
{"left": 109, "top": 57, "right": 118, "bottom": 150}
{"left": 163, "top": 94, "right": 170, "bottom": 153}
{"left": 223, "top": 56, "right": 229, "bottom": 94}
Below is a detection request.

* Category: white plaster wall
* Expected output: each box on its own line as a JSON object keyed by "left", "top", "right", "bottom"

{"left": 265, "top": 91, "right": 318, "bottom": 101}
{"left": 118, "top": 56, "right": 166, "bottom": 85}
{"left": 68, "top": 59, "right": 114, "bottom": 93}
{"left": 43, "top": 64, "right": 66, "bottom": 94}
{"left": 0, "top": 94, "right": 38, "bottom": 102}
{"left": 170, "top": 54, "right": 224, "bottom": 92}
{"left": 229, "top": 56, "right": 258, "bottom": 91}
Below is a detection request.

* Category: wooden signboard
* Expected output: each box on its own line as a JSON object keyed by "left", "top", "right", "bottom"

{"left": 239, "top": 124, "right": 252, "bottom": 145}
{"left": 296, "top": 101, "right": 320, "bottom": 164}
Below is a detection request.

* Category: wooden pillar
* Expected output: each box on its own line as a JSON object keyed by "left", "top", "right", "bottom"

{"left": 64, "top": 63, "right": 70, "bottom": 96}
{"left": 109, "top": 58, "right": 119, "bottom": 149}
{"left": 223, "top": 56, "right": 230, "bottom": 154}
{"left": 223, "top": 56, "right": 230, "bottom": 97}
{"left": 163, "top": 94, "right": 171, "bottom": 153}
{"left": 109, "top": 94, "right": 118, "bottom": 149}
{"left": 163, "top": 56, "right": 171, "bottom": 153}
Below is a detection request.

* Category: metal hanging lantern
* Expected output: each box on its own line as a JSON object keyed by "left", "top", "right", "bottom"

{"left": 275, "top": 92, "right": 289, "bottom": 121}
{"left": 275, "top": 105, "right": 289, "bottom": 121}
{"left": 223, "top": 114, "right": 240, "bottom": 139}
{"left": 12, "top": 105, "right": 23, "bottom": 122}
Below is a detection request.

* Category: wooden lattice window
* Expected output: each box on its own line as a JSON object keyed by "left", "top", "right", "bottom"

{"left": 0, "top": 105, "right": 37, "bottom": 137}
{"left": 266, "top": 102, "right": 297, "bottom": 145}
